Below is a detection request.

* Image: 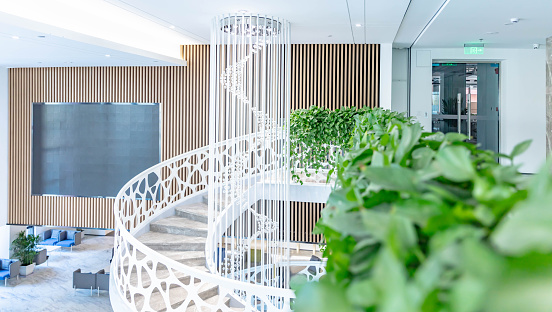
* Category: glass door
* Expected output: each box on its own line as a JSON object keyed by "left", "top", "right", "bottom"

{"left": 431, "top": 63, "right": 499, "bottom": 154}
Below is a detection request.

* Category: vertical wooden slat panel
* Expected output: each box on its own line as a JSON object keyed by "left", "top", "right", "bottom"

{"left": 289, "top": 43, "right": 380, "bottom": 243}
{"left": 8, "top": 45, "right": 210, "bottom": 229}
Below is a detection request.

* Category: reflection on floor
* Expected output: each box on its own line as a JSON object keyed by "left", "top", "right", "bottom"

{"left": 0, "top": 235, "right": 113, "bottom": 312}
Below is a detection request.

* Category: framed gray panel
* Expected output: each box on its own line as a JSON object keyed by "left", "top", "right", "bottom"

{"left": 32, "top": 102, "right": 160, "bottom": 198}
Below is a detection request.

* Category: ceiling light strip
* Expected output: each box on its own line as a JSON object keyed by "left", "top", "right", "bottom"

{"left": 345, "top": 0, "right": 355, "bottom": 44}
{"left": 411, "top": 0, "right": 451, "bottom": 48}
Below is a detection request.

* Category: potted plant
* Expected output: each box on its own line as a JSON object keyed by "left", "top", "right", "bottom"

{"left": 11, "top": 231, "right": 40, "bottom": 276}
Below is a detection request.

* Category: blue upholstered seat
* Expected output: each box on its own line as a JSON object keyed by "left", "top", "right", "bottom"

{"left": 57, "top": 239, "right": 75, "bottom": 247}
{"left": 41, "top": 238, "right": 58, "bottom": 246}
{"left": 0, "top": 270, "right": 10, "bottom": 280}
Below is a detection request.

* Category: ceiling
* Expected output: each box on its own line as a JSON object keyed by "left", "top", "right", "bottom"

{"left": 412, "top": 0, "right": 552, "bottom": 48}
{"left": 0, "top": 21, "right": 178, "bottom": 67}
{"left": 109, "top": 0, "right": 411, "bottom": 44}
{"left": 1, "top": 0, "right": 551, "bottom": 68}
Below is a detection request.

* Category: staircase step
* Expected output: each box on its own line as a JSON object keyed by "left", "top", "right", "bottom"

{"left": 185, "top": 294, "right": 232, "bottom": 312}
{"left": 138, "top": 232, "right": 206, "bottom": 251}
{"left": 133, "top": 279, "right": 219, "bottom": 311}
{"left": 151, "top": 216, "right": 208, "bottom": 237}
{"left": 175, "top": 203, "right": 209, "bottom": 224}
{"left": 158, "top": 282, "right": 219, "bottom": 311}
{"left": 157, "top": 250, "right": 206, "bottom": 267}
{"left": 202, "top": 194, "right": 231, "bottom": 208}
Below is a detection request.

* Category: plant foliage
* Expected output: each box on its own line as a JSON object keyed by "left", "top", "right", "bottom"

{"left": 293, "top": 114, "right": 552, "bottom": 312}
{"left": 290, "top": 106, "right": 412, "bottom": 184}
{"left": 11, "top": 231, "right": 40, "bottom": 266}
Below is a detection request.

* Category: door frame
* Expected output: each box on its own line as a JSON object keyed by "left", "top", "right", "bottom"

{"left": 432, "top": 59, "right": 502, "bottom": 163}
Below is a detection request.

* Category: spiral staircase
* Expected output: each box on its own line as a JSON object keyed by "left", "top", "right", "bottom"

{"left": 108, "top": 141, "right": 329, "bottom": 312}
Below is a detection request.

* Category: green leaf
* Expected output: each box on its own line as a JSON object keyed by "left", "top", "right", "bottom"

{"left": 293, "top": 278, "right": 357, "bottom": 312}
{"left": 435, "top": 146, "right": 476, "bottom": 182}
{"left": 510, "top": 139, "right": 531, "bottom": 158}
{"left": 324, "top": 211, "right": 371, "bottom": 238}
{"left": 346, "top": 279, "right": 378, "bottom": 307}
{"left": 394, "top": 123, "right": 422, "bottom": 165}
{"left": 491, "top": 192, "right": 552, "bottom": 255}
{"left": 411, "top": 147, "right": 435, "bottom": 170}
{"left": 362, "top": 165, "right": 419, "bottom": 192}
{"left": 444, "top": 132, "right": 468, "bottom": 143}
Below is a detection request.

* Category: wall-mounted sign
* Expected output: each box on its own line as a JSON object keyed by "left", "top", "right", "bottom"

{"left": 464, "top": 47, "right": 484, "bottom": 54}
{"left": 464, "top": 43, "right": 485, "bottom": 55}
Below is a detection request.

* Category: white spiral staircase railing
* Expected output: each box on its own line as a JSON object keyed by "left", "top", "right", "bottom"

{"left": 110, "top": 13, "right": 328, "bottom": 312}
{"left": 110, "top": 134, "right": 326, "bottom": 312}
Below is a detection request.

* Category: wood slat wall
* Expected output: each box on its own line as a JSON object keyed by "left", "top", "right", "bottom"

{"left": 8, "top": 45, "right": 210, "bottom": 229}
{"left": 290, "top": 44, "right": 380, "bottom": 242}
{"left": 8, "top": 43, "right": 379, "bottom": 235}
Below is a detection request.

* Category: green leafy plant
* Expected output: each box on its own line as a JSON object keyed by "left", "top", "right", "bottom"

{"left": 290, "top": 106, "right": 412, "bottom": 184}
{"left": 11, "top": 231, "right": 40, "bottom": 266}
{"left": 292, "top": 114, "right": 552, "bottom": 312}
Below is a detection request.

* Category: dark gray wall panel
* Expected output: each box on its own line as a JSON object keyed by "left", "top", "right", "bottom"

{"left": 32, "top": 103, "right": 160, "bottom": 198}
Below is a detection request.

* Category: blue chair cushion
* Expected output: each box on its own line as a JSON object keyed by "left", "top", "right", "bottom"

{"left": 67, "top": 231, "right": 77, "bottom": 240}
{"left": 0, "top": 260, "right": 9, "bottom": 270}
{"left": 57, "top": 240, "right": 75, "bottom": 247}
{"left": 51, "top": 229, "right": 62, "bottom": 241}
{"left": 0, "top": 270, "right": 10, "bottom": 280}
{"left": 41, "top": 238, "right": 58, "bottom": 245}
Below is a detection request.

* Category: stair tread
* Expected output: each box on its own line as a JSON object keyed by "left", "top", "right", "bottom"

{"left": 185, "top": 294, "right": 231, "bottom": 312}
{"left": 176, "top": 203, "right": 209, "bottom": 217}
{"left": 152, "top": 216, "right": 208, "bottom": 230}
{"left": 157, "top": 250, "right": 206, "bottom": 261}
{"left": 138, "top": 231, "right": 206, "bottom": 245}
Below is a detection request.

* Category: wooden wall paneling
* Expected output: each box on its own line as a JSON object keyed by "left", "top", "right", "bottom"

{"left": 9, "top": 46, "right": 210, "bottom": 229}
{"left": 9, "top": 43, "right": 379, "bottom": 239}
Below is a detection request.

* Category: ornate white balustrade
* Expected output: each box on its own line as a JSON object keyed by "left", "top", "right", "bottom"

{"left": 110, "top": 135, "right": 326, "bottom": 312}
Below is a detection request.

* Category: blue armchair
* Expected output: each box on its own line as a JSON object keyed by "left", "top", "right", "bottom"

{"left": 57, "top": 230, "right": 83, "bottom": 251}
{"left": 0, "top": 259, "right": 20, "bottom": 286}
{"left": 40, "top": 229, "right": 66, "bottom": 246}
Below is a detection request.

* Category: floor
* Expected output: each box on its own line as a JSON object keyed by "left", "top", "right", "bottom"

{"left": 0, "top": 235, "right": 114, "bottom": 312}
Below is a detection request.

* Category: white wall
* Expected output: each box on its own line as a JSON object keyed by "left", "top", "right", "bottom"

{"left": 379, "top": 43, "right": 393, "bottom": 110}
{"left": 0, "top": 66, "right": 10, "bottom": 258}
{"left": 410, "top": 48, "right": 547, "bottom": 173}
{"left": 392, "top": 48, "right": 409, "bottom": 113}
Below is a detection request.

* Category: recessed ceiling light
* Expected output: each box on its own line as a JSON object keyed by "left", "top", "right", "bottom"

{"left": 355, "top": 23, "right": 362, "bottom": 27}
{"left": 105, "top": 54, "right": 111, "bottom": 57}
{"left": 38, "top": 35, "right": 46, "bottom": 38}
{"left": 169, "top": 25, "right": 175, "bottom": 29}
{"left": 485, "top": 31, "right": 499, "bottom": 35}
{"left": 238, "top": 9, "right": 248, "bottom": 13}
{"left": 11, "top": 35, "right": 19, "bottom": 40}
{"left": 328, "top": 35, "right": 333, "bottom": 37}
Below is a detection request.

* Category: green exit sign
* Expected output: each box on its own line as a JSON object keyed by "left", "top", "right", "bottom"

{"left": 464, "top": 47, "right": 484, "bottom": 54}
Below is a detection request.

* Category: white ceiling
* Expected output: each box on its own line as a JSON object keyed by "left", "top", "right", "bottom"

{"left": 0, "top": 21, "right": 179, "bottom": 67}
{"left": 99, "top": 0, "right": 411, "bottom": 44}
{"left": 412, "top": 0, "right": 552, "bottom": 48}
{"left": 1, "top": 0, "right": 551, "bottom": 68}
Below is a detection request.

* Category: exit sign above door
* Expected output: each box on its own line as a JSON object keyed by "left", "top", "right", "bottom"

{"left": 464, "top": 47, "right": 484, "bottom": 54}
{"left": 464, "top": 43, "right": 485, "bottom": 55}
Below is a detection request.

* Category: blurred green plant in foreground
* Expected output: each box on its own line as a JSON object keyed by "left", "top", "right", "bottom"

{"left": 292, "top": 114, "right": 552, "bottom": 312}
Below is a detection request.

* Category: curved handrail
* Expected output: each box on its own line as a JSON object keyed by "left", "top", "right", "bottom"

{"left": 111, "top": 134, "right": 303, "bottom": 312}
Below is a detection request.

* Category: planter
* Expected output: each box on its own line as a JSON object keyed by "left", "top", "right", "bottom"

{"left": 19, "top": 263, "right": 35, "bottom": 276}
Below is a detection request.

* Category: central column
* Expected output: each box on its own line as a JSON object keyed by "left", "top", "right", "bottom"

{"left": 207, "top": 13, "right": 292, "bottom": 294}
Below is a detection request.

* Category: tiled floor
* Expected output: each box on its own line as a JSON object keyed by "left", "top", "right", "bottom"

{"left": 0, "top": 235, "right": 113, "bottom": 312}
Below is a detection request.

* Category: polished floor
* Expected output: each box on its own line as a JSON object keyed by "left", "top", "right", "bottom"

{"left": 0, "top": 235, "right": 113, "bottom": 312}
